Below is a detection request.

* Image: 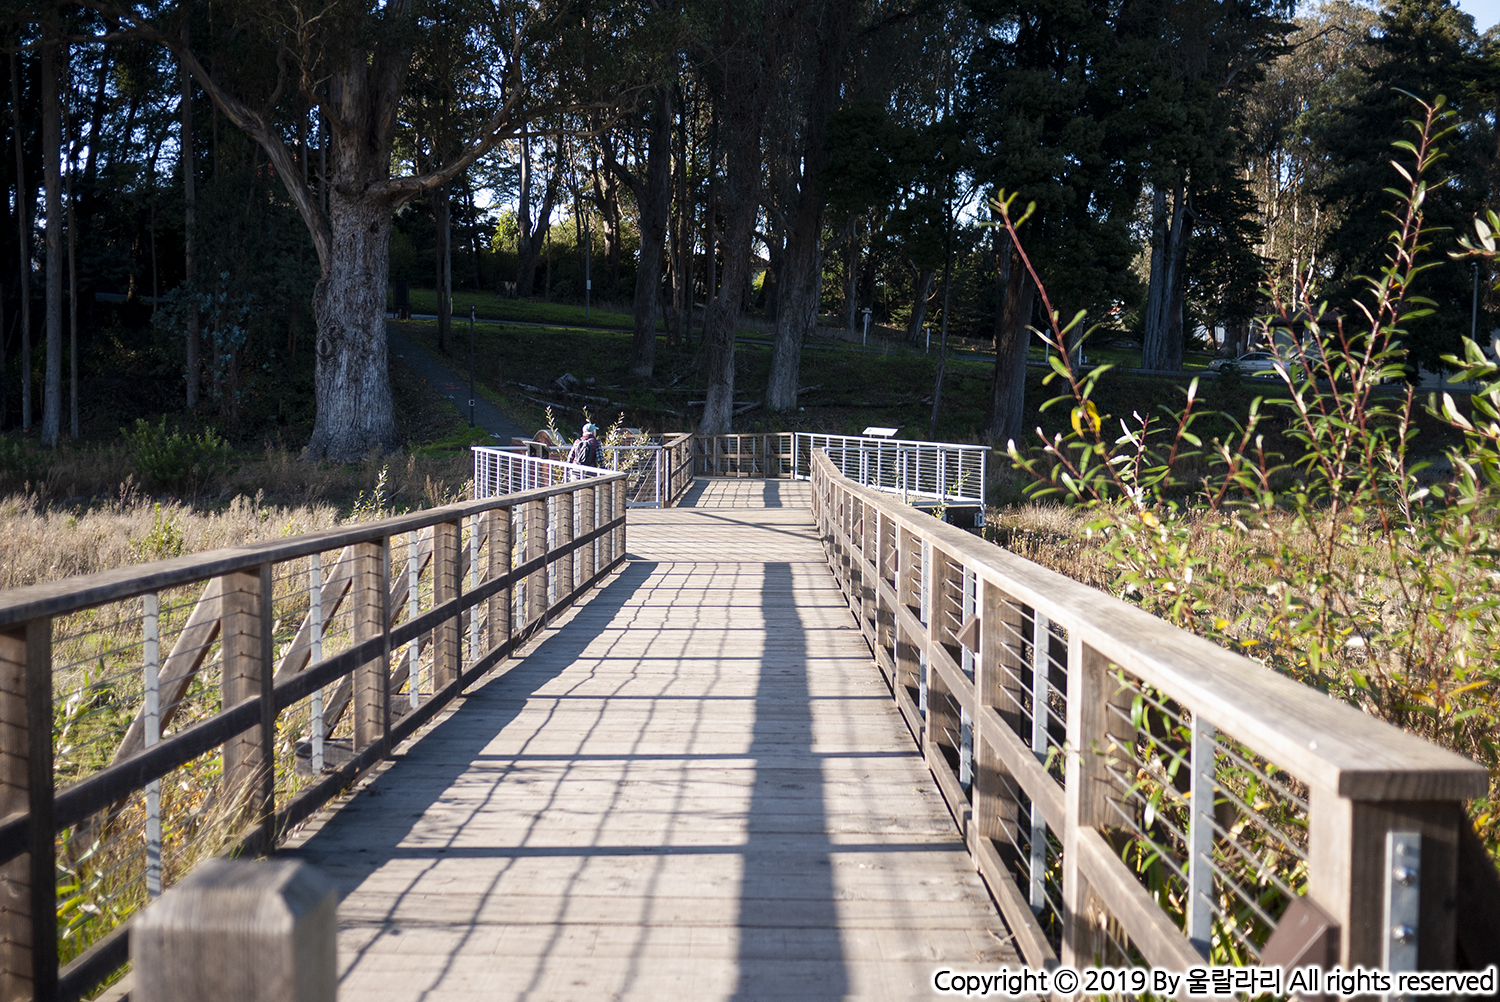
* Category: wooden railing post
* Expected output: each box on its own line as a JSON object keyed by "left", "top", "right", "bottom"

{"left": 221, "top": 567, "right": 274, "bottom": 852}
{"left": 432, "top": 521, "right": 461, "bottom": 690}
{"left": 132, "top": 859, "right": 338, "bottom": 1002}
{"left": 0, "top": 619, "right": 55, "bottom": 1002}
{"left": 487, "top": 507, "right": 512, "bottom": 654}
{"left": 613, "top": 477, "right": 627, "bottom": 564}
{"left": 857, "top": 498, "right": 874, "bottom": 640}
{"left": 579, "top": 486, "right": 596, "bottom": 584}
{"left": 974, "top": 583, "right": 1020, "bottom": 850}
{"left": 893, "top": 525, "right": 922, "bottom": 737}
{"left": 556, "top": 491, "right": 575, "bottom": 598}
{"left": 351, "top": 540, "right": 389, "bottom": 754}
{"left": 1308, "top": 789, "right": 1462, "bottom": 968}
{"left": 1061, "top": 638, "right": 1133, "bottom": 966}
{"left": 525, "top": 499, "right": 547, "bottom": 626}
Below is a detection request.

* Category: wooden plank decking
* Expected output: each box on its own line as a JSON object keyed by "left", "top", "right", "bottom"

{"left": 285, "top": 479, "right": 1016, "bottom": 1001}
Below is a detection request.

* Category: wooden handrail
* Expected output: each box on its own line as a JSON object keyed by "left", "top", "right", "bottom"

{"left": 0, "top": 467, "right": 629, "bottom": 1002}
{"left": 809, "top": 449, "right": 1488, "bottom": 971}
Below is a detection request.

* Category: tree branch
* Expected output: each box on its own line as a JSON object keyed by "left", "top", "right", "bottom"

{"left": 77, "top": 8, "right": 332, "bottom": 270}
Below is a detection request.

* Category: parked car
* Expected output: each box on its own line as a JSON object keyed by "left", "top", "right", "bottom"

{"left": 1209, "top": 351, "right": 1283, "bottom": 379}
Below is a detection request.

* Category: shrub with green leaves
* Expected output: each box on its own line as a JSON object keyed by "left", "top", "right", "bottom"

{"left": 121, "top": 418, "right": 232, "bottom": 496}
{"left": 995, "top": 95, "right": 1499, "bottom": 940}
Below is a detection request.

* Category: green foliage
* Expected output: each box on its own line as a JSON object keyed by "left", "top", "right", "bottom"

{"left": 128, "top": 504, "right": 187, "bottom": 562}
{"left": 0, "top": 438, "right": 50, "bottom": 492}
{"left": 1006, "top": 95, "right": 1500, "bottom": 893}
{"left": 121, "top": 418, "right": 232, "bottom": 496}
{"left": 1308, "top": 0, "right": 1494, "bottom": 370}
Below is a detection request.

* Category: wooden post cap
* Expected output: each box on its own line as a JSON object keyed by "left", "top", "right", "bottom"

{"left": 131, "top": 859, "right": 338, "bottom": 1002}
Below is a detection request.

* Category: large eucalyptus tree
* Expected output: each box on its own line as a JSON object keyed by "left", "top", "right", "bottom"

{"left": 87, "top": 0, "right": 622, "bottom": 460}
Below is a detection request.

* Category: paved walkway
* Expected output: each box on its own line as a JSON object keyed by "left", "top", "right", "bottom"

{"left": 286, "top": 480, "right": 1016, "bottom": 1001}
{"left": 387, "top": 324, "right": 531, "bottom": 444}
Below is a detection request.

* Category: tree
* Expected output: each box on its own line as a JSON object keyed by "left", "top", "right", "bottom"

{"left": 605, "top": 85, "right": 675, "bottom": 378}
{"left": 965, "top": 0, "right": 1141, "bottom": 446}
{"left": 762, "top": 0, "right": 857, "bottom": 413}
{"left": 40, "top": 18, "right": 62, "bottom": 446}
{"left": 97, "top": 0, "right": 623, "bottom": 460}
{"left": 695, "top": 3, "right": 776, "bottom": 434}
{"left": 1309, "top": 0, "right": 1493, "bottom": 371}
{"left": 1127, "top": 0, "right": 1289, "bottom": 371}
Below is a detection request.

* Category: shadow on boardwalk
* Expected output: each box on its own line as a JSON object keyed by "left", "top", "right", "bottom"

{"left": 286, "top": 488, "right": 1010, "bottom": 1001}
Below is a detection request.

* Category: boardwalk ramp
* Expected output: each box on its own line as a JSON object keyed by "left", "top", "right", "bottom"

{"left": 285, "top": 478, "right": 1016, "bottom": 1001}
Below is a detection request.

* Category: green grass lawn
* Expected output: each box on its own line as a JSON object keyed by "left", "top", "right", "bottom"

{"left": 401, "top": 288, "right": 644, "bottom": 330}
{"left": 392, "top": 314, "right": 1245, "bottom": 449}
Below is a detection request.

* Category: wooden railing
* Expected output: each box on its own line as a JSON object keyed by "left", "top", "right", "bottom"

{"left": 692, "top": 433, "right": 795, "bottom": 478}
{"left": 811, "top": 449, "right": 1495, "bottom": 972}
{"left": 0, "top": 468, "right": 627, "bottom": 1002}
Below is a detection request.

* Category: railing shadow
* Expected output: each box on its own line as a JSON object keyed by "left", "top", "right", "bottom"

{"left": 731, "top": 560, "right": 848, "bottom": 1000}
{"left": 284, "top": 561, "right": 659, "bottom": 998}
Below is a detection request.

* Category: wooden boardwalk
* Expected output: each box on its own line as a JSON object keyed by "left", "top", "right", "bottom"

{"left": 285, "top": 479, "right": 1016, "bottom": 1001}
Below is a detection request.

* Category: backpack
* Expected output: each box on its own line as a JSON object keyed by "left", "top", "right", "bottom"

{"left": 570, "top": 436, "right": 603, "bottom": 467}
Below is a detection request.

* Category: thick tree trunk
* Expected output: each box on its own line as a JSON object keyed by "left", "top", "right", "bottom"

{"left": 1142, "top": 184, "right": 1194, "bottom": 371}
{"left": 41, "top": 34, "right": 62, "bottom": 448}
{"left": 907, "top": 268, "right": 935, "bottom": 343}
{"left": 984, "top": 236, "right": 1037, "bottom": 447}
{"left": 181, "top": 61, "right": 199, "bottom": 407}
{"left": 671, "top": 90, "right": 689, "bottom": 346}
{"left": 765, "top": 227, "right": 821, "bottom": 412}
{"left": 307, "top": 196, "right": 398, "bottom": 459}
{"left": 764, "top": 0, "right": 851, "bottom": 409}
{"left": 629, "top": 87, "right": 674, "bottom": 378}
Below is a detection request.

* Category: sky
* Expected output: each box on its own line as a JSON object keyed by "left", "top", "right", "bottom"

{"left": 1455, "top": 0, "right": 1499, "bottom": 29}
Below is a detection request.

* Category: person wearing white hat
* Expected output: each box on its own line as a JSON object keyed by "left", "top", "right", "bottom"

{"left": 568, "top": 424, "right": 603, "bottom": 467}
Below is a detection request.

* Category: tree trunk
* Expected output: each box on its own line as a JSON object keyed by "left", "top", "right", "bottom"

{"left": 65, "top": 56, "right": 77, "bottom": 441}
{"left": 82, "top": 37, "right": 110, "bottom": 189}
{"left": 699, "top": 94, "right": 759, "bottom": 435}
{"left": 308, "top": 196, "right": 397, "bottom": 459}
{"left": 765, "top": 224, "right": 822, "bottom": 412}
{"left": 516, "top": 140, "right": 559, "bottom": 297}
{"left": 1142, "top": 184, "right": 1194, "bottom": 371}
{"left": 907, "top": 267, "right": 935, "bottom": 343}
{"left": 435, "top": 182, "right": 451, "bottom": 352}
{"left": 592, "top": 153, "right": 622, "bottom": 290}
{"left": 762, "top": 228, "right": 783, "bottom": 321}
{"left": 181, "top": 60, "right": 199, "bottom": 407}
{"left": 984, "top": 235, "right": 1037, "bottom": 447}
{"left": 844, "top": 220, "right": 859, "bottom": 332}
{"left": 629, "top": 86, "right": 674, "bottom": 378}
{"left": 928, "top": 242, "right": 953, "bottom": 441}
{"left": 11, "top": 50, "right": 31, "bottom": 432}
{"left": 41, "top": 32, "right": 62, "bottom": 448}
{"left": 701, "top": 121, "right": 719, "bottom": 346}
